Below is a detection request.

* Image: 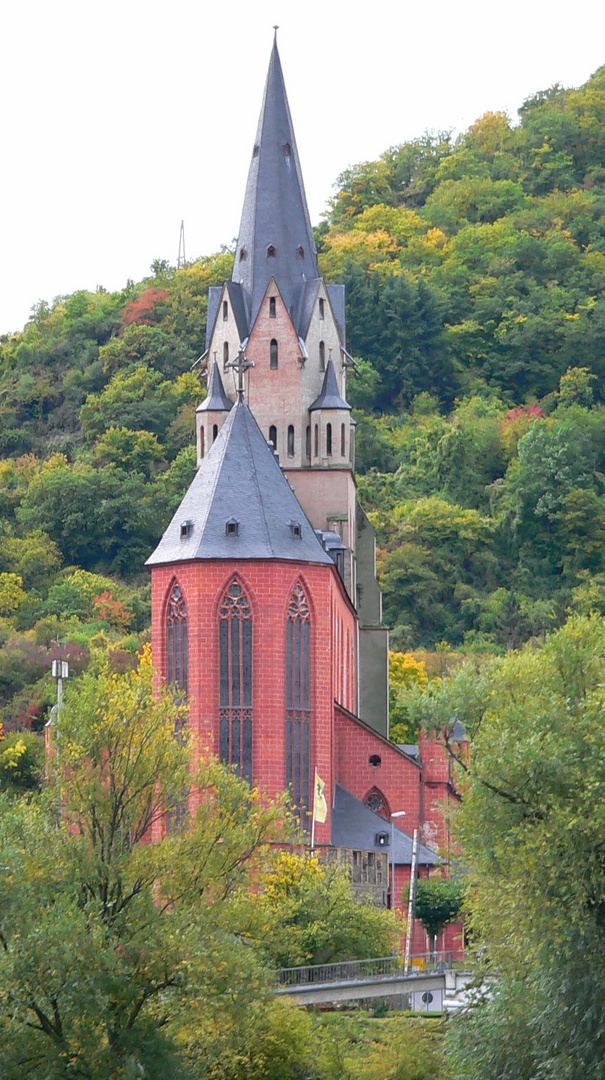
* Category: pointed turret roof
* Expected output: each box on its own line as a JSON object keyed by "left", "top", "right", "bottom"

{"left": 233, "top": 35, "right": 319, "bottom": 329}
{"left": 147, "top": 398, "right": 333, "bottom": 567}
{"left": 197, "top": 362, "right": 233, "bottom": 413}
{"left": 309, "top": 359, "right": 351, "bottom": 411}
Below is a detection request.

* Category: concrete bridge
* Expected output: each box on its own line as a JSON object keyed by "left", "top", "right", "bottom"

{"left": 275, "top": 954, "right": 473, "bottom": 1008}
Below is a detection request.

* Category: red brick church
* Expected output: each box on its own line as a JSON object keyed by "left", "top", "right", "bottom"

{"left": 147, "top": 35, "right": 461, "bottom": 947}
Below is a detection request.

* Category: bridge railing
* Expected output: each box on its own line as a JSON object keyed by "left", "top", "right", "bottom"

{"left": 276, "top": 952, "right": 455, "bottom": 988}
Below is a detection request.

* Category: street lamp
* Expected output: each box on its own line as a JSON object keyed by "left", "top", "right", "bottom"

{"left": 390, "top": 810, "right": 406, "bottom": 910}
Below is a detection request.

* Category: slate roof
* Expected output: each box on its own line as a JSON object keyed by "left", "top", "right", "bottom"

{"left": 197, "top": 362, "right": 233, "bottom": 413}
{"left": 331, "top": 784, "right": 437, "bottom": 866}
{"left": 205, "top": 281, "right": 249, "bottom": 352}
{"left": 232, "top": 36, "right": 319, "bottom": 331}
{"left": 146, "top": 398, "right": 334, "bottom": 567}
{"left": 309, "top": 360, "right": 351, "bottom": 411}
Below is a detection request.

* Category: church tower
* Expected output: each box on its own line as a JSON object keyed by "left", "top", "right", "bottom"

{"left": 200, "top": 34, "right": 389, "bottom": 734}
{"left": 145, "top": 37, "right": 464, "bottom": 930}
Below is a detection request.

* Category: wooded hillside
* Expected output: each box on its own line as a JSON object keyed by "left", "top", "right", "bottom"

{"left": 1, "top": 63, "right": 604, "bottom": 734}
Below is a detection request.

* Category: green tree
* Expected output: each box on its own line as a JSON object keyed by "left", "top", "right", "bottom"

{"left": 413, "top": 877, "right": 465, "bottom": 951}
{"left": 0, "top": 650, "right": 307, "bottom": 1080}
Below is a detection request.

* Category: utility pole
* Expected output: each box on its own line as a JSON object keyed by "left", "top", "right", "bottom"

{"left": 404, "top": 828, "right": 419, "bottom": 974}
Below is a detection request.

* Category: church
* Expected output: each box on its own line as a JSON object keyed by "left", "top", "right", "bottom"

{"left": 146, "top": 35, "right": 460, "bottom": 938}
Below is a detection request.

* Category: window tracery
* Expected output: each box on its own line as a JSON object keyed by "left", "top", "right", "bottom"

{"left": 286, "top": 584, "right": 311, "bottom": 819}
{"left": 219, "top": 579, "right": 253, "bottom": 783}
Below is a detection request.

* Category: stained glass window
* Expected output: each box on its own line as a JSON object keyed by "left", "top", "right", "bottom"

{"left": 166, "top": 582, "right": 188, "bottom": 694}
{"left": 286, "top": 584, "right": 311, "bottom": 820}
{"left": 219, "top": 578, "right": 253, "bottom": 784}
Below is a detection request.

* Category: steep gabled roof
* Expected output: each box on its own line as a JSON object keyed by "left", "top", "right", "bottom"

{"left": 196, "top": 362, "right": 233, "bottom": 413}
{"left": 232, "top": 36, "right": 319, "bottom": 331}
{"left": 205, "top": 281, "right": 249, "bottom": 351}
{"left": 309, "top": 359, "right": 351, "bottom": 411}
{"left": 331, "top": 784, "right": 437, "bottom": 866}
{"left": 146, "top": 398, "right": 333, "bottom": 567}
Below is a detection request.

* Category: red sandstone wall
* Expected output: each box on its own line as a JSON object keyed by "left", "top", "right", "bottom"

{"left": 151, "top": 558, "right": 357, "bottom": 845}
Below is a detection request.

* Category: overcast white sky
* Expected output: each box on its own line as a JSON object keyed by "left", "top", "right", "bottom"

{"left": 1, "top": 0, "right": 605, "bottom": 335}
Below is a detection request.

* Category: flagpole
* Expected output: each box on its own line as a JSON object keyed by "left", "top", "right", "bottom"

{"left": 311, "top": 767, "right": 317, "bottom": 852}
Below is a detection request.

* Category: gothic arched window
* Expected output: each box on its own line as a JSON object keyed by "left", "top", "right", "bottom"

{"left": 270, "top": 338, "right": 278, "bottom": 369}
{"left": 287, "top": 425, "right": 295, "bottom": 457}
{"left": 166, "top": 582, "right": 188, "bottom": 694}
{"left": 219, "top": 579, "right": 253, "bottom": 784}
{"left": 319, "top": 340, "right": 325, "bottom": 371}
{"left": 286, "top": 584, "right": 311, "bottom": 818}
{"left": 223, "top": 341, "right": 229, "bottom": 371}
{"left": 326, "top": 423, "right": 332, "bottom": 456}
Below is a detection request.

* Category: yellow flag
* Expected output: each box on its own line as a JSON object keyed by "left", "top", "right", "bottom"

{"left": 313, "top": 771, "right": 328, "bottom": 824}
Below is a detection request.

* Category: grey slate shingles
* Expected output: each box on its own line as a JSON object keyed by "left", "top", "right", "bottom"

{"left": 331, "top": 784, "right": 437, "bottom": 866}
{"left": 147, "top": 398, "right": 333, "bottom": 567}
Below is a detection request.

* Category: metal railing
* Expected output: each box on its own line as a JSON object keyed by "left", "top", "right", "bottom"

{"left": 276, "top": 952, "right": 455, "bottom": 988}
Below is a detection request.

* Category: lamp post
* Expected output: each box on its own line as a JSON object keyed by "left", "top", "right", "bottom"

{"left": 390, "top": 810, "right": 406, "bottom": 910}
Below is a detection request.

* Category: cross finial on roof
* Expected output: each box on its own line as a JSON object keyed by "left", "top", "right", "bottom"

{"left": 225, "top": 347, "right": 255, "bottom": 398}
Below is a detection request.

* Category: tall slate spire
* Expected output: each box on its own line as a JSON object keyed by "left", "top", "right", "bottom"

{"left": 233, "top": 34, "right": 320, "bottom": 329}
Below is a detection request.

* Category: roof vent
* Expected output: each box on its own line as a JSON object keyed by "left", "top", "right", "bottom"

{"left": 267, "top": 244, "right": 276, "bottom": 258}
{"left": 225, "top": 518, "right": 239, "bottom": 537}
{"left": 253, "top": 144, "right": 259, "bottom": 157}
{"left": 239, "top": 247, "right": 247, "bottom": 261}
{"left": 369, "top": 754, "right": 381, "bottom": 767}
{"left": 289, "top": 520, "right": 302, "bottom": 539}
{"left": 180, "top": 520, "right": 193, "bottom": 539}
{"left": 297, "top": 245, "right": 304, "bottom": 258}
{"left": 284, "top": 141, "right": 291, "bottom": 155}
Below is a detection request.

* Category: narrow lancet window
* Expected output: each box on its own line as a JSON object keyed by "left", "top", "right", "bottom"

{"left": 306, "top": 425, "right": 311, "bottom": 459}
{"left": 270, "top": 339, "right": 278, "bottom": 369}
{"left": 166, "top": 581, "right": 188, "bottom": 831}
{"left": 314, "top": 424, "right": 319, "bottom": 458}
{"left": 223, "top": 300, "right": 228, "bottom": 320}
{"left": 319, "top": 298, "right": 325, "bottom": 320}
{"left": 319, "top": 340, "right": 325, "bottom": 371}
{"left": 166, "top": 582, "right": 188, "bottom": 694}
{"left": 212, "top": 423, "right": 218, "bottom": 442}
{"left": 269, "top": 296, "right": 276, "bottom": 318}
{"left": 269, "top": 425, "right": 277, "bottom": 449}
{"left": 200, "top": 426, "right": 205, "bottom": 459}
{"left": 341, "top": 423, "right": 346, "bottom": 457}
{"left": 286, "top": 584, "right": 311, "bottom": 820}
{"left": 326, "top": 423, "right": 332, "bottom": 456}
{"left": 287, "top": 425, "right": 295, "bottom": 457}
{"left": 219, "top": 579, "right": 253, "bottom": 784}
{"left": 223, "top": 341, "right": 229, "bottom": 371}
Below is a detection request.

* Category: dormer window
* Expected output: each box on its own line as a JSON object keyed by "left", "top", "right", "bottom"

{"left": 284, "top": 142, "right": 291, "bottom": 155}
{"left": 319, "top": 298, "right": 325, "bottom": 320}
{"left": 180, "top": 520, "right": 193, "bottom": 539}
{"left": 289, "top": 520, "right": 302, "bottom": 539}
{"left": 253, "top": 144, "right": 259, "bottom": 157}
{"left": 225, "top": 518, "right": 239, "bottom": 537}
{"left": 239, "top": 247, "right": 247, "bottom": 261}
{"left": 297, "top": 245, "right": 304, "bottom": 258}
{"left": 223, "top": 300, "right": 228, "bottom": 320}
{"left": 267, "top": 244, "right": 276, "bottom": 258}
{"left": 269, "top": 296, "right": 276, "bottom": 318}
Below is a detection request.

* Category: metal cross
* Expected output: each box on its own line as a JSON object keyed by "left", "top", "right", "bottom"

{"left": 226, "top": 347, "right": 255, "bottom": 398}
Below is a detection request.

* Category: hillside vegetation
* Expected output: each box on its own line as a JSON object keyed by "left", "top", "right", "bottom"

{"left": 1, "top": 65, "right": 605, "bottom": 736}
